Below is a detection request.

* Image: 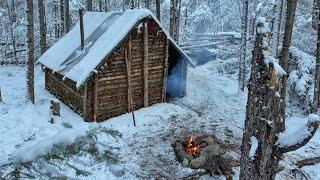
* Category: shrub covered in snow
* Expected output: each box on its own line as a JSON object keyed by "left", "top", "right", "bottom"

{"left": 288, "top": 46, "right": 315, "bottom": 112}
{"left": 0, "top": 126, "right": 124, "bottom": 179}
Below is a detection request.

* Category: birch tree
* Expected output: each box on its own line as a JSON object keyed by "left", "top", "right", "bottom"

{"left": 240, "top": 18, "right": 319, "bottom": 180}
{"left": 26, "top": 0, "right": 35, "bottom": 104}
{"left": 312, "top": 0, "right": 320, "bottom": 112}
{"left": 38, "top": 0, "right": 46, "bottom": 55}
{"left": 238, "top": 0, "right": 248, "bottom": 92}
{"left": 279, "top": 0, "right": 298, "bottom": 123}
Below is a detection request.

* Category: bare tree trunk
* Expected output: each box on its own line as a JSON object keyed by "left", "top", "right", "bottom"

{"left": 104, "top": 0, "right": 109, "bottom": 12}
{"left": 170, "top": 0, "right": 180, "bottom": 43}
{"left": 240, "top": 18, "right": 319, "bottom": 180}
{"left": 0, "top": 86, "right": 2, "bottom": 102}
{"left": 26, "top": 0, "right": 35, "bottom": 104}
{"left": 59, "top": 0, "right": 64, "bottom": 35}
{"left": 240, "top": 19, "right": 285, "bottom": 180}
{"left": 169, "top": 0, "right": 176, "bottom": 38}
{"left": 98, "top": 0, "right": 102, "bottom": 11}
{"left": 6, "top": 0, "right": 17, "bottom": 61}
{"left": 176, "top": 0, "right": 181, "bottom": 44}
{"left": 250, "top": 0, "right": 258, "bottom": 36}
{"left": 145, "top": 0, "right": 150, "bottom": 9}
{"left": 313, "top": 0, "right": 320, "bottom": 112}
{"left": 38, "top": 0, "right": 47, "bottom": 55}
{"left": 313, "top": 0, "right": 320, "bottom": 30}
{"left": 86, "top": 0, "right": 93, "bottom": 11}
{"left": 273, "top": 0, "right": 285, "bottom": 56}
{"left": 64, "top": 0, "right": 70, "bottom": 33}
{"left": 53, "top": 1, "right": 60, "bottom": 38}
{"left": 156, "top": 0, "right": 161, "bottom": 21}
{"left": 279, "top": 0, "right": 298, "bottom": 125}
{"left": 238, "top": 0, "right": 248, "bottom": 92}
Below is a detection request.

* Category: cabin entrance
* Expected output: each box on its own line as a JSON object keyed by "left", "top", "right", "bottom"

{"left": 166, "top": 43, "right": 187, "bottom": 98}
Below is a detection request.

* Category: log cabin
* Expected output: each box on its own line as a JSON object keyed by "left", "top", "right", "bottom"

{"left": 37, "top": 9, "right": 194, "bottom": 122}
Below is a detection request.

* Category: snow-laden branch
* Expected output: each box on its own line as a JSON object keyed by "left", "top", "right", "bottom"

{"left": 276, "top": 114, "right": 320, "bottom": 154}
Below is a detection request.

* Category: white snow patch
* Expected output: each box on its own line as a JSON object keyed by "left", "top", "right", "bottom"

{"left": 277, "top": 114, "right": 319, "bottom": 148}
{"left": 8, "top": 128, "right": 87, "bottom": 162}
{"left": 249, "top": 136, "right": 258, "bottom": 158}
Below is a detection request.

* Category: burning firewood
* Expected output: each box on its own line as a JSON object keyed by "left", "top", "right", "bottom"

{"left": 173, "top": 134, "right": 237, "bottom": 179}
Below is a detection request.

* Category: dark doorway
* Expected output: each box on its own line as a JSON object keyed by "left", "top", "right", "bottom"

{"left": 167, "top": 43, "right": 187, "bottom": 98}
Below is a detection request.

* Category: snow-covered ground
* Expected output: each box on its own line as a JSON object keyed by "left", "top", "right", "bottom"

{"left": 0, "top": 46, "right": 319, "bottom": 179}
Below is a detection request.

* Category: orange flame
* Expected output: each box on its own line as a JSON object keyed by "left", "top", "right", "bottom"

{"left": 187, "top": 134, "right": 201, "bottom": 156}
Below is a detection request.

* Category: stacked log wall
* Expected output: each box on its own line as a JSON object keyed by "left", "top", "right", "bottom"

{"left": 45, "top": 68, "right": 84, "bottom": 115}
{"left": 94, "top": 19, "right": 167, "bottom": 121}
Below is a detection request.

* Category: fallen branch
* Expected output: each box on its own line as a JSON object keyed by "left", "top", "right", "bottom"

{"left": 277, "top": 115, "right": 319, "bottom": 154}
{"left": 296, "top": 156, "right": 320, "bottom": 168}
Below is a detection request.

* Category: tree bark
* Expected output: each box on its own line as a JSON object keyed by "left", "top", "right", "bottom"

{"left": 6, "top": 0, "right": 17, "bottom": 61}
{"left": 26, "top": 0, "right": 35, "bottom": 104}
{"left": 238, "top": 0, "right": 248, "bottom": 92}
{"left": 38, "top": 0, "right": 47, "bottom": 55}
{"left": 169, "top": 0, "right": 176, "bottom": 39}
{"left": 239, "top": 19, "right": 285, "bottom": 180}
{"left": 86, "top": 0, "right": 93, "bottom": 11}
{"left": 0, "top": 86, "right": 2, "bottom": 102}
{"left": 156, "top": 0, "right": 161, "bottom": 21}
{"left": 64, "top": 0, "right": 70, "bottom": 33}
{"left": 274, "top": 0, "right": 285, "bottom": 56}
{"left": 312, "top": 0, "right": 320, "bottom": 30}
{"left": 312, "top": 1, "right": 320, "bottom": 112}
{"left": 145, "top": 0, "right": 150, "bottom": 9}
{"left": 279, "top": 0, "right": 298, "bottom": 125}
{"left": 59, "top": 0, "right": 64, "bottom": 35}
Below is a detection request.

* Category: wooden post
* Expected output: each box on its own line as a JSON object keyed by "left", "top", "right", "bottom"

{"left": 162, "top": 40, "right": 169, "bottom": 102}
{"left": 143, "top": 22, "right": 149, "bottom": 107}
{"left": 50, "top": 99, "right": 60, "bottom": 124}
{"left": 125, "top": 36, "right": 136, "bottom": 127}
{"left": 79, "top": 9, "right": 85, "bottom": 50}
{"left": 93, "top": 74, "right": 99, "bottom": 121}
{"left": 83, "top": 82, "right": 87, "bottom": 120}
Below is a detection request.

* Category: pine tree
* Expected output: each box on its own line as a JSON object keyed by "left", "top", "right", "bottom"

{"left": 238, "top": 0, "right": 248, "bottom": 92}
{"left": 26, "top": 0, "right": 35, "bottom": 104}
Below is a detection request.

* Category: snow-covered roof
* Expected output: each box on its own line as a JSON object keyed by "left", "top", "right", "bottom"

{"left": 37, "top": 9, "right": 194, "bottom": 87}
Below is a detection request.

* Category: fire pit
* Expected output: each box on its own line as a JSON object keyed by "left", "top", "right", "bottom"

{"left": 173, "top": 134, "right": 236, "bottom": 178}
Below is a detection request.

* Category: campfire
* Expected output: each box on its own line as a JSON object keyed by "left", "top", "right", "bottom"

{"left": 186, "top": 134, "right": 202, "bottom": 156}
{"left": 173, "top": 134, "right": 237, "bottom": 179}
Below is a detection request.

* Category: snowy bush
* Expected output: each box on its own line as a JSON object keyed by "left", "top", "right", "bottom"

{"left": 0, "top": 126, "right": 124, "bottom": 179}
{"left": 190, "top": 4, "right": 214, "bottom": 34}
{"left": 288, "top": 46, "right": 315, "bottom": 112}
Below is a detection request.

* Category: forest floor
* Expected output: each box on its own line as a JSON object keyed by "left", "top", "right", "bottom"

{"left": 0, "top": 42, "right": 319, "bottom": 179}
